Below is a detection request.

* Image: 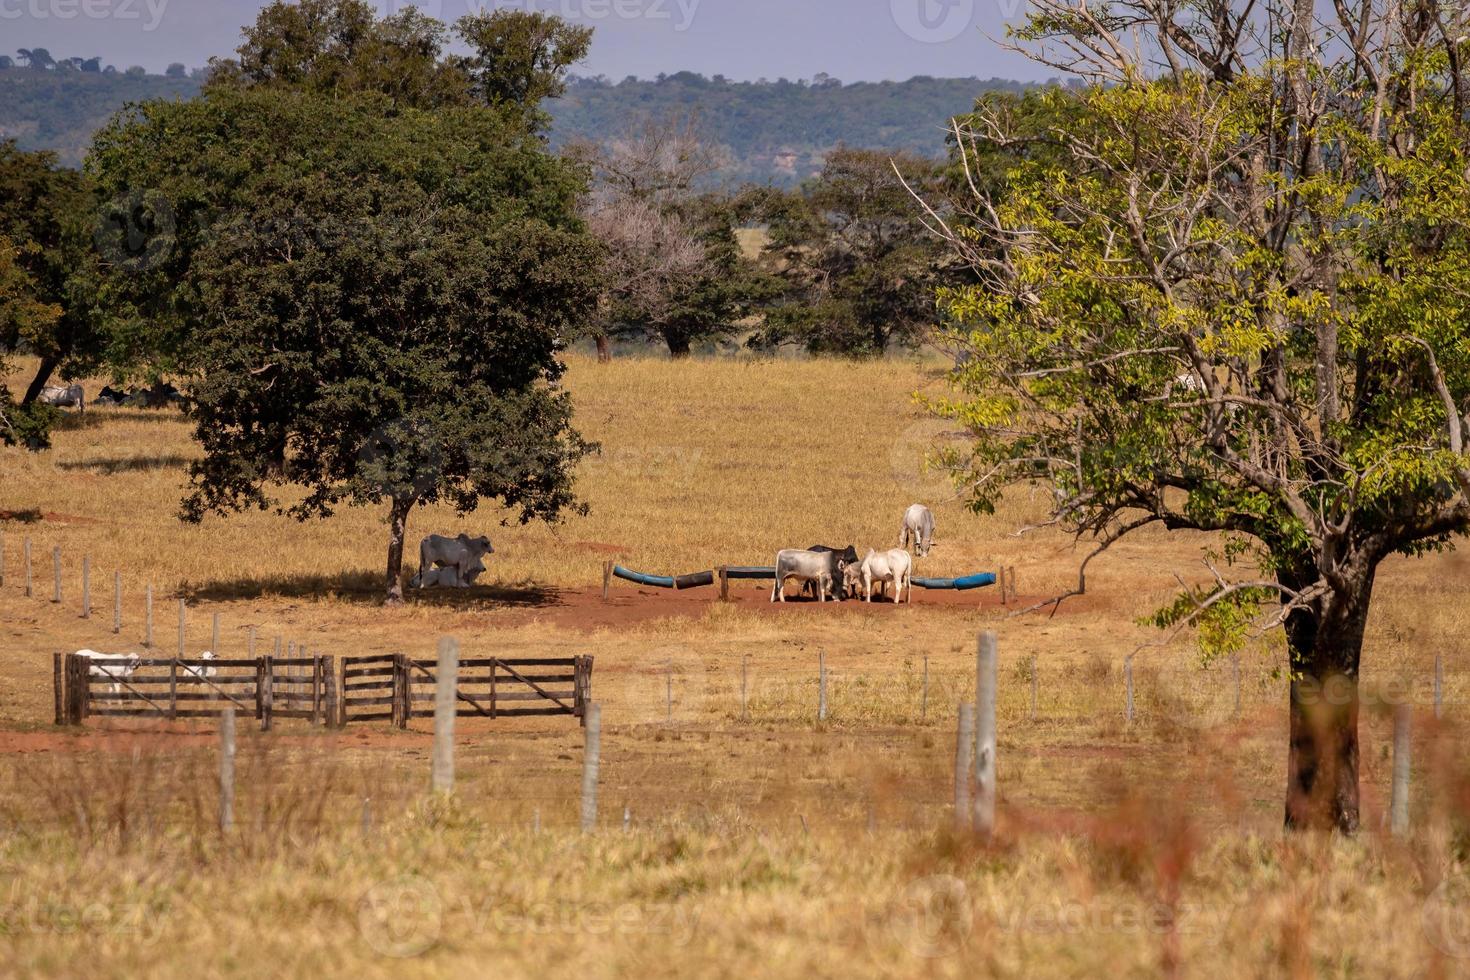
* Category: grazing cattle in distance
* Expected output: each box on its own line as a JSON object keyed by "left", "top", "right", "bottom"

{"left": 410, "top": 556, "right": 486, "bottom": 589}
{"left": 801, "top": 544, "right": 858, "bottom": 599}
{"left": 95, "top": 385, "right": 128, "bottom": 406}
{"left": 38, "top": 384, "right": 84, "bottom": 413}
{"left": 898, "top": 504, "right": 935, "bottom": 557}
{"left": 76, "top": 650, "right": 140, "bottom": 694}
{"left": 181, "top": 652, "right": 218, "bottom": 680}
{"left": 847, "top": 548, "right": 914, "bottom": 604}
{"left": 771, "top": 549, "right": 841, "bottom": 603}
{"left": 418, "top": 533, "right": 493, "bottom": 589}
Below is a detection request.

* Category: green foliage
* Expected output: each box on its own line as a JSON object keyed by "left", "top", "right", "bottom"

{"left": 754, "top": 148, "right": 955, "bottom": 356}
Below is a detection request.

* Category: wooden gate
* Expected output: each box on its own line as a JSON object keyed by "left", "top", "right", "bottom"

{"left": 338, "top": 654, "right": 398, "bottom": 726}
{"left": 401, "top": 656, "right": 593, "bottom": 727}
{"left": 57, "top": 652, "right": 335, "bottom": 730}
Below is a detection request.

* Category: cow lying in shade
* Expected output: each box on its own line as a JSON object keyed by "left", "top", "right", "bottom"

{"left": 844, "top": 548, "right": 914, "bottom": 604}
{"left": 410, "top": 556, "right": 486, "bottom": 589}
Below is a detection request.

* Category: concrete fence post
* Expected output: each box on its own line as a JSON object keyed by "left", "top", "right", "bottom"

{"left": 1125, "top": 655, "right": 1135, "bottom": 723}
{"left": 1391, "top": 705, "right": 1411, "bottom": 837}
{"left": 921, "top": 654, "right": 929, "bottom": 723}
{"left": 432, "top": 636, "right": 458, "bottom": 794}
{"left": 973, "top": 632, "right": 998, "bottom": 837}
{"left": 219, "top": 708, "right": 236, "bottom": 833}
{"left": 954, "top": 702, "right": 974, "bottom": 832}
{"left": 818, "top": 651, "right": 828, "bottom": 722}
{"left": 1434, "top": 653, "right": 1444, "bottom": 721}
{"left": 581, "top": 702, "right": 601, "bottom": 832}
{"left": 602, "top": 561, "right": 612, "bottom": 602}
{"left": 177, "top": 599, "right": 187, "bottom": 657}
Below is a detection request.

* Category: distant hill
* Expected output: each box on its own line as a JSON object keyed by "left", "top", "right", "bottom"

{"left": 0, "top": 66, "right": 1023, "bottom": 181}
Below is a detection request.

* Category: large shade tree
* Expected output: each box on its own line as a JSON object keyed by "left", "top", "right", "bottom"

{"left": 89, "top": 3, "right": 601, "bottom": 602}
{"left": 925, "top": 0, "right": 1470, "bottom": 831}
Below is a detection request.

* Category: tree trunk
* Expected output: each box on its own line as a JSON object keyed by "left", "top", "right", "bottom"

{"left": 1282, "top": 566, "right": 1376, "bottom": 833}
{"left": 385, "top": 497, "right": 414, "bottom": 606}
{"left": 594, "top": 333, "right": 611, "bottom": 363}
{"left": 21, "top": 354, "right": 58, "bottom": 405}
{"left": 663, "top": 329, "right": 692, "bottom": 358}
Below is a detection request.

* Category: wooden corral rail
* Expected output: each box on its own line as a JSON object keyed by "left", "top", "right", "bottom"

{"left": 399, "top": 655, "right": 594, "bottom": 728}
{"left": 57, "top": 652, "right": 336, "bottom": 730}
{"left": 57, "top": 651, "right": 594, "bottom": 730}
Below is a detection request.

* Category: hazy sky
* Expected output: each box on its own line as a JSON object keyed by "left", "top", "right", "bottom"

{"left": 3, "top": 0, "right": 1055, "bottom": 81}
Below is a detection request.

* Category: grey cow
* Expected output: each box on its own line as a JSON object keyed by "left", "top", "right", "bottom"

{"left": 898, "top": 503, "right": 935, "bottom": 557}
{"left": 771, "top": 548, "right": 848, "bottom": 603}
{"left": 418, "top": 533, "right": 494, "bottom": 589}
{"left": 410, "top": 556, "right": 486, "bottom": 589}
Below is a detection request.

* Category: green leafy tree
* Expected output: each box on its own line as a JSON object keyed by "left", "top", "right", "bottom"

{"left": 931, "top": 0, "right": 1470, "bottom": 831}
{"left": 90, "top": 5, "right": 601, "bottom": 602}
{"left": 0, "top": 141, "right": 99, "bottom": 410}
{"left": 0, "top": 236, "right": 62, "bottom": 447}
{"left": 756, "top": 147, "right": 952, "bottom": 356}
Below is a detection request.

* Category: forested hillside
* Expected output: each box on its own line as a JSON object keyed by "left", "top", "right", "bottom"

{"left": 0, "top": 65, "right": 1024, "bottom": 179}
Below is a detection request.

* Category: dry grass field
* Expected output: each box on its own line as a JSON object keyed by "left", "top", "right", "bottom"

{"left": 4, "top": 353, "right": 1470, "bottom": 977}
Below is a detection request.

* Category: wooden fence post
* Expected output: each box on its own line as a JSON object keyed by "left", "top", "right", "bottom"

{"left": 53, "top": 652, "right": 63, "bottom": 726}
{"left": 740, "top": 654, "right": 748, "bottom": 721}
{"left": 1232, "top": 653, "right": 1242, "bottom": 717}
{"left": 144, "top": 584, "right": 153, "bottom": 647}
{"left": 177, "top": 598, "right": 186, "bottom": 657}
{"left": 211, "top": 613, "right": 220, "bottom": 655}
{"left": 168, "top": 658, "right": 178, "bottom": 720}
{"left": 23, "top": 537, "right": 32, "bottom": 597}
{"left": 719, "top": 566, "right": 729, "bottom": 601}
{"left": 432, "top": 637, "right": 458, "bottom": 794}
{"left": 219, "top": 708, "right": 236, "bottom": 833}
{"left": 1391, "top": 705, "right": 1411, "bottom": 837}
{"left": 581, "top": 702, "right": 601, "bottom": 832}
{"left": 1434, "top": 653, "right": 1444, "bottom": 721}
{"left": 954, "top": 702, "right": 974, "bottom": 832}
{"left": 261, "top": 654, "right": 274, "bottom": 732}
{"left": 999, "top": 566, "right": 1008, "bottom": 605}
{"left": 52, "top": 546, "right": 61, "bottom": 603}
{"left": 921, "top": 654, "right": 929, "bottom": 723}
{"left": 322, "top": 655, "right": 337, "bottom": 727}
{"left": 1125, "top": 655, "right": 1135, "bottom": 723}
{"left": 602, "top": 560, "right": 612, "bottom": 601}
{"left": 112, "top": 572, "right": 121, "bottom": 634}
{"left": 818, "top": 651, "right": 828, "bottom": 722}
{"left": 973, "top": 632, "right": 998, "bottom": 837}
{"left": 398, "top": 654, "right": 412, "bottom": 728}
{"left": 81, "top": 556, "right": 90, "bottom": 618}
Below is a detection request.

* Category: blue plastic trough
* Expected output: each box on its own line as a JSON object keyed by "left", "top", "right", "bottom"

{"left": 911, "top": 573, "right": 997, "bottom": 591}
{"left": 612, "top": 566, "right": 714, "bottom": 589}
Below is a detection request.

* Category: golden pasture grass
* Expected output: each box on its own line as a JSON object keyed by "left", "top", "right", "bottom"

{"left": 4, "top": 353, "right": 1470, "bottom": 976}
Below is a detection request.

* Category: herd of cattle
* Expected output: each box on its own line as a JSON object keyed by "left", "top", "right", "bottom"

{"left": 771, "top": 503, "right": 935, "bottom": 604}
{"left": 36, "top": 382, "right": 188, "bottom": 413}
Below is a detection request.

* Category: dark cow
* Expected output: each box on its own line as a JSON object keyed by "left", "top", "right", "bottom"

{"left": 801, "top": 544, "right": 859, "bottom": 600}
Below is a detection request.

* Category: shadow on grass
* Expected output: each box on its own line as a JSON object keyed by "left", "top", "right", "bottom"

{"left": 0, "top": 508, "right": 43, "bottom": 523}
{"left": 52, "top": 408, "right": 187, "bottom": 432}
{"left": 183, "top": 569, "right": 560, "bottom": 609}
{"left": 57, "top": 454, "right": 193, "bottom": 475}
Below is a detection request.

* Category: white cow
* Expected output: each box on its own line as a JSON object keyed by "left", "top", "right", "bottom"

{"left": 39, "top": 384, "right": 85, "bottom": 413}
{"left": 771, "top": 549, "right": 842, "bottom": 603}
{"left": 181, "top": 651, "right": 218, "bottom": 681}
{"left": 77, "top": 649, "right": 140, "bottom": 694}
{"left": 847, "top": 548, "right": 914, "bottom": 604}
{"left": 898, "top": 504, "right": 935, "bottom": 557}
{"left": 418, "top": 533, "right": 493, "bottom": 589}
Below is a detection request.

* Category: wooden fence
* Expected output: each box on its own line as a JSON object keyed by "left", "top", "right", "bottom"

{"left": 57, "top": 652, "right": 593, "bottom": 730}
